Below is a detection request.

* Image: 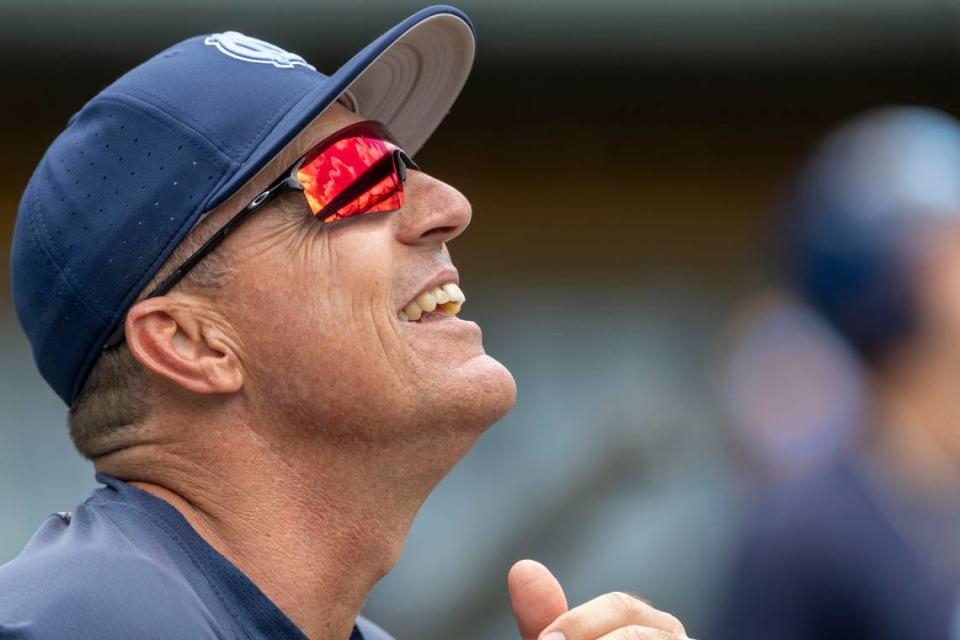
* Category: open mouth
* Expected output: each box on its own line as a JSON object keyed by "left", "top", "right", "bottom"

{"left": 399, "top": 282, "right": 466, "bottom": 322}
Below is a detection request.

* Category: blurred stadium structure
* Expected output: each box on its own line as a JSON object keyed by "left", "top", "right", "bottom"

{"left": 2, "top": 2, "right": 960, "bottom": 639}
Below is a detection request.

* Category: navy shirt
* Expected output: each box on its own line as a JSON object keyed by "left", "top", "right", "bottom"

{"left": 0, "top": 474, "right": 393, "bottom": 640}
{"left": 718, "top": 457, "right": 960, "bottom": 640}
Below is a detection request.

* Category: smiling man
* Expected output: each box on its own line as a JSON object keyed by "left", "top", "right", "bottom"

{"left": 4, "top": 6, "right": 689, "bottom": 640}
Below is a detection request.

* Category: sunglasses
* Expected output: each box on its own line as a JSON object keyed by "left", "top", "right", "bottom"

{"left": 103, "top": 120, "right": 417, "bottom": 350}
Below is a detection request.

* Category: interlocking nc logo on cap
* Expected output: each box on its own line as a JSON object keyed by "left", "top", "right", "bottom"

{"left": 204, "top": 31, "right": 316, "bottom": 71}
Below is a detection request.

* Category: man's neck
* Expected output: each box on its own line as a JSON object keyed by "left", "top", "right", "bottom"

{"left": 96, "top": 410, "right": 474, "bottom": 640}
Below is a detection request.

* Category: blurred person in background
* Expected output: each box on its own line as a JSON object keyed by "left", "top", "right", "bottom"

{"left": 1, "top": 5, "right": 694, "bottom": 640}
{"left": 720, "top": 291, "right": 865, "bottom": 481}
{"left": 718, "top": 106, "right": 960, "bottom": 640}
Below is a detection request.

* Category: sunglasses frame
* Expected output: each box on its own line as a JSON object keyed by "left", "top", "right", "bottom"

{"left": 102, "top": 120, "right": 417, "bottom": 350}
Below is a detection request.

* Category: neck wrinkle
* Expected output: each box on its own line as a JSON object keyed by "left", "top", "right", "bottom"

{"left": 94, "top": 412, "right": 451, "bottom": 640}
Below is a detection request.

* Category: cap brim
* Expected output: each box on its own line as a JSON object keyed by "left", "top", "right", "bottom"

{"left": 206, "top": 4, "right": 476, "bottom": 211}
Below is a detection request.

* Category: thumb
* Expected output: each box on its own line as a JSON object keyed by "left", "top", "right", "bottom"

{"left": 508, "top": 559, "right": 568, "bottom": 640}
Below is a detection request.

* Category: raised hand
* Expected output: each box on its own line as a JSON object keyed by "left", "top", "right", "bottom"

{"left": 508, "top": 560, "right": 690, "bottom": 640}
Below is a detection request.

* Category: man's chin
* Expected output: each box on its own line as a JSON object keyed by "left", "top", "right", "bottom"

{"left": 402, "top": 321, "right": 516, "bottom": 430}
{"left": 448, "top": 352, "right": 517, "bottom": 430}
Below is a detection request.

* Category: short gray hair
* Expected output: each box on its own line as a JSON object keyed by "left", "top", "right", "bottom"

{"left": 68, "top": 212, "right": 235, "bottom": 459}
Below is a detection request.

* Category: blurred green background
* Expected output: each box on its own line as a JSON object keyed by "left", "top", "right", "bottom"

{"left": 2, "top": 2, "right": 960, "bottom": 639}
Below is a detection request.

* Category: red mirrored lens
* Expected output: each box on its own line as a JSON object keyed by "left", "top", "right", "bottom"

{"left": 296, "top": 127, "right": 404, "bottom": 223}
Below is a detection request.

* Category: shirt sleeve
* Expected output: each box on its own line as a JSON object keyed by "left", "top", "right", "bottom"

{"left": 0, "top": 548, "right": 219, "bottom": 640}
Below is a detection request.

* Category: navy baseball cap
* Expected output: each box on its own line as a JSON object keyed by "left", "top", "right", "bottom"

{"left": 11, "top": 5, "right": 476, "bottom": 406}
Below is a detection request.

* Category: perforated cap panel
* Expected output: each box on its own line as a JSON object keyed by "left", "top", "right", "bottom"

{"left": 10, "top": 5, "right": 476, "bottom": 405}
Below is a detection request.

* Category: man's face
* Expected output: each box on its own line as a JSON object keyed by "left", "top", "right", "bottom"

{"left": 215, "top": 106, "right": 517, "bottom": 446}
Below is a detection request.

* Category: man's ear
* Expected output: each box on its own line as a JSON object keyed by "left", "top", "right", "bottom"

{"left": 125, "top": 296, "right": 243, "bottom": 395}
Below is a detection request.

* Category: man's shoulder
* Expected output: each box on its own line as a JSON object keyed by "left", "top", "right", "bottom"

{"left": 0, "top": 514, "right": 214, "bottom": 639}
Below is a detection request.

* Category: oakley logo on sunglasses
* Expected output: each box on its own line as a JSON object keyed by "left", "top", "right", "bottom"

{"left": 204, "top": 32, "right": 316, "bottom": 71}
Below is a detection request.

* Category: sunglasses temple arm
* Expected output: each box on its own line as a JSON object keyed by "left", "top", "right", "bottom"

{"left": 102, "top": 177, "right": 296, "bottom": 351}
{"left": 149, "top": 178, "right": 295, "bottom": 299}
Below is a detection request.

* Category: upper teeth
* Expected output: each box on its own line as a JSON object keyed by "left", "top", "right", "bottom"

{"left": 400, "top": 283, "right": 465, "bottom": 322}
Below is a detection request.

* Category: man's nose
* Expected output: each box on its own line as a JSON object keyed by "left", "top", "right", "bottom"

{"left": 395, "top": 171, "right": 472, "bottom": 246}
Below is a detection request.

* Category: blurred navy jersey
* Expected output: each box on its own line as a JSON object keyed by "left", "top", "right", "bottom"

{"left": 0, "top": 474, "right": 392, "bottom": 640}
{"left": 718, "top": 457, "right": 960, "bottom": 640}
